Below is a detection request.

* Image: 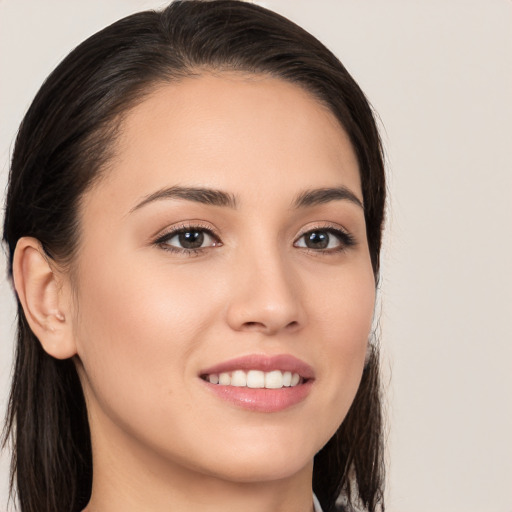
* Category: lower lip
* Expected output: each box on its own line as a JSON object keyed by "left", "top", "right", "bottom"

{"left": 201, "top": 379, "right": 314, "bottom": 413}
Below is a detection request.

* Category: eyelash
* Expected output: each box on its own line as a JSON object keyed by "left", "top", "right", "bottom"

{"left": 153, "top": 223, "right": 356, "bottom": 256}
{"left": 154, "top": 223, "right": 222, "bottom": 256}
{"left": 294, "top": 225, "right": 356, "bottom": 254}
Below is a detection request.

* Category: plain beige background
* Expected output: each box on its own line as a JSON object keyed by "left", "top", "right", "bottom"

{"left": 1, "top": 1, "right": 511, "bottom": 511}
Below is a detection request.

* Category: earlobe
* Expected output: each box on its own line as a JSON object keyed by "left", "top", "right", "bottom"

{"left": 12, "top": 237, "right": 77, "bottom": 359}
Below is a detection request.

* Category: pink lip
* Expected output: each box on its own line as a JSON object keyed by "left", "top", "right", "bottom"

{"left": 199, "top": 354, "right": 315, "bottom": 413}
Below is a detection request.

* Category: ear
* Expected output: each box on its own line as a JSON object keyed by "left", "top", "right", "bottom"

{"left": 12, "top": 237, "right": 77, "bottom": 359}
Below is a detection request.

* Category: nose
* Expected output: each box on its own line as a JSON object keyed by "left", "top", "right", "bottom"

{"left": 225, "top": 247, "right": 306, "bottom": 336}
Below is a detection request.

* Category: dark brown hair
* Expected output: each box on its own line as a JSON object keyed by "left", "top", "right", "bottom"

{"left": 2, "top": 2, "right": 386, "bottom": 511}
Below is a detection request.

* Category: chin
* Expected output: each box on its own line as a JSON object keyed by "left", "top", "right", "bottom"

{"left": 189, "top": 434, "right": 319, "bottom": 484}
{"left": 206, "top": 455, "right": 314, "bottom": 484}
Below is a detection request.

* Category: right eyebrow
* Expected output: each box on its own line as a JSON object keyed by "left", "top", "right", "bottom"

{"left": 129, "top": 186, "right": 238, "bottom": 213}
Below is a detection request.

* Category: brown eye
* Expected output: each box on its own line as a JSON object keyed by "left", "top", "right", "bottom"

{"left": 303, "top": 231, "right": 329, "bottom": 249}
{"left": 158, "top": 228, "right": 220, "bottom": 251}
{"left": 177, "top": 230, "right": 205, "bottom": 249}
{"left": 294, "top": 228, "right": 355, "bottom": 252}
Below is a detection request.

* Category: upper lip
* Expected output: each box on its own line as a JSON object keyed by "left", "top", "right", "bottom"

{"left": 199, "top": 354, "right": 315, "bottom": 380}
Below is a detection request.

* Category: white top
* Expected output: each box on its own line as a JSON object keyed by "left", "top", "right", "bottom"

{"left": 313, "top": 493, "right": 323, "bottom": 512}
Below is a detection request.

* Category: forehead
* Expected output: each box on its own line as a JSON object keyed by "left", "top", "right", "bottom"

{"left": 85, "top": 73, "right": 361, "bottom": 210}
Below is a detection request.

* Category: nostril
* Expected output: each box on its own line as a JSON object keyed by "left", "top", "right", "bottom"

{"left": 239, "top": 319, "right": 301, "bottom": 333}
{"left": 284, "top": 321, "right": 300, "bottom": 331}
{"left": 243, "top": 321, "right": 263, "bottom": 329}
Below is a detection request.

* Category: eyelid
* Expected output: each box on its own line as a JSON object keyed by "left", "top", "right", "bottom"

{"left": 153, "top": 221, "right": 222, "bottom": 252}
{"left": 295, "top": 222, "right": 353, "bottom": 238}
{"left": 153, "top": 220, "right": 218, "bottom": 239}
{"left": 294, "top": 222, "right": 356, "bottom": 251}
{"left": 151, "top": 221, "right": 355, "bottom": 255}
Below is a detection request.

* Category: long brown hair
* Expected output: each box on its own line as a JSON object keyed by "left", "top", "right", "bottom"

{"left": 2, "top": 2, "right": 386, "bottom": 511}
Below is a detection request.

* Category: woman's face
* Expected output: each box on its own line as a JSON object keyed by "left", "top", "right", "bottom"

{"left": 69, "top": 74, "right": 375, "bottom": 484}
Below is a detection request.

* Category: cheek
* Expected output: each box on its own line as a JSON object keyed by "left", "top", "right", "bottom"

{"left": 71, "top": 255, "right": 209, "bottom": 411}
{"left": 313, "top": 257, "right": 375, "bottom": 349}
{"left": 309, "top": 262, "right": 375, "bottom": 422}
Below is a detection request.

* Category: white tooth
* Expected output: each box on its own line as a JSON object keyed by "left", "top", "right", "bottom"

{"left": 291, "top": 373, "right": 300, "bottom": 386}
{"left": 208, "top": 374, "right": 219, "bottom": 384}
{"left": 265, "top": 370, "right": 284, "bottom": 389}
{"left": 283, "top": 371, "right": 292, "bottom": 387}
{"left": 246, "top": 370, "right": 265, "bottom": 388}
{"left": 219, "top": 372, "right": 231, "bottom": 385}
{"left": 231, "top": 370, "right": 247, "bottom": 387}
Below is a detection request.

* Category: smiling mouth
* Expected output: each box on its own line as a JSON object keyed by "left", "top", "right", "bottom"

{"left": 200, "top": 369, "right": 306, "bottom": 389}
{"left": 198, "top": 354, "right": 314, "bottom": 411}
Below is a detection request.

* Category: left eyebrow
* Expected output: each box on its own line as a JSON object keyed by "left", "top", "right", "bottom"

{"left": 292, "top": 186, "right": 364, "bottom": 210}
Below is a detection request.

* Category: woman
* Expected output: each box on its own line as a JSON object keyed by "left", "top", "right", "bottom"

{"left": 2, "top": 1, "right": 386, "bottom": 511}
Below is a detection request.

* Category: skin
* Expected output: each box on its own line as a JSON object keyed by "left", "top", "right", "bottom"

{"left": 22, "top": 74, "right": 376, "bottom": 511}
